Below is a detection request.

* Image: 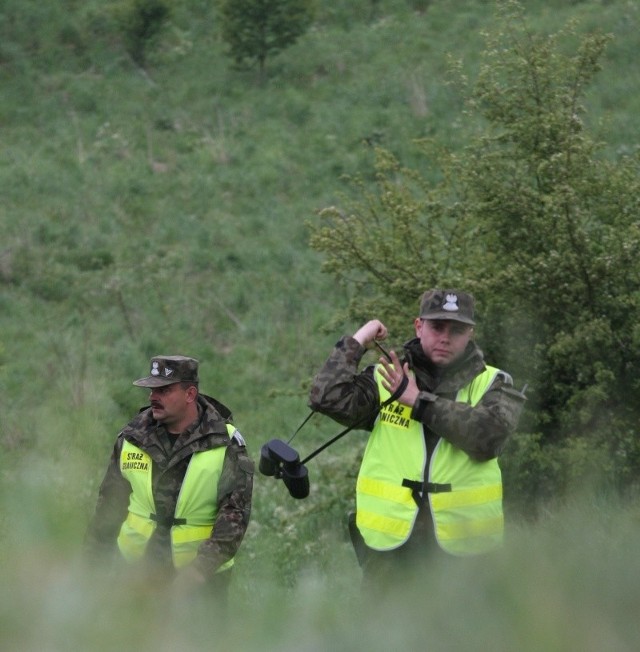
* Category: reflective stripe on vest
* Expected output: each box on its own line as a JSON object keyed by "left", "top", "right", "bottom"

{"left": 117, "top": 424, "right": 236, "bottom": 571}
{"left": 356, "top": 365, "right": 503, "bottom": 555}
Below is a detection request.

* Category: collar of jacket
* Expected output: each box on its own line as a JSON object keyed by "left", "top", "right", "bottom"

{"left": 402, "top": 338, "right": 486, "bottom": 395}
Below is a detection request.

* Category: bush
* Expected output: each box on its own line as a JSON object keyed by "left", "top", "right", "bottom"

{"left": 112, "top": 0, "right": 171, "bottom": 66}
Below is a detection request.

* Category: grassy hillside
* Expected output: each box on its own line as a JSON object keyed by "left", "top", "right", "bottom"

{"left": 1, "top": 0, "right": 640, "bottom": 648}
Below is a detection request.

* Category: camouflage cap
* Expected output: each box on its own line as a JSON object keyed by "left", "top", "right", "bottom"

{"left": 419, "top": 289, "right": 476, "bottom": 325}
{"left": 133, "top": 355, "right": 199, "bottom": 388}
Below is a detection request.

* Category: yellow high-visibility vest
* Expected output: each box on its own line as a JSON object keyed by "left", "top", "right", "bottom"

{"left": 356, "top": 366, "right": 503, "bottom": 556}
{"left": 117, "top": 423, "right": 237, "bottom": 571}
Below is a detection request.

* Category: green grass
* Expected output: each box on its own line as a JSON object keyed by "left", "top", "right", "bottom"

{"left": 2, "top": 491, "right": 640, "bottom": 651}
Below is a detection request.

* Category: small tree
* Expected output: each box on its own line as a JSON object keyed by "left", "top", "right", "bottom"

{"left": 113, "top": 0, "right": 171, "bottom": 66}
{"left": 218, "top": 0, "right": 314, "bottom": 75}
{"left": 457, "top": 3, "right": 640, "bottom": 505}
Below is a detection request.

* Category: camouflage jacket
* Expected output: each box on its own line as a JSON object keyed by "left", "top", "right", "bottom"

{"left": 84, "top": 394, "right": 254, "bottom": 580}
{"left": 309, "top": 336, "right": 525, "bottom": 462}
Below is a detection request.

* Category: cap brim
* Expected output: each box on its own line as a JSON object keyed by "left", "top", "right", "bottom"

{"left": 132, "top": 377, "right": 179, "bottom": 388}
{"left": 422, "top": 312, "right": 475, "bottom": 325}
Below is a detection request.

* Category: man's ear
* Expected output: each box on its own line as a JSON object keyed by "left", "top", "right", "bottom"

{"left": 186, "top": 385, "right": 198, "bottom": 403}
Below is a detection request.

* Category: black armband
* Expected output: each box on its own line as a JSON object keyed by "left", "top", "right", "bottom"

{"left": 411, "top": 391, "right": 437, "bottom": 422}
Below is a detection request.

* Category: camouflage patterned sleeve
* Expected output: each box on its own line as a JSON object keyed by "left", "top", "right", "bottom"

{"left": 84, "top": 437, "right": 132, "bottom": 556}
{"left": 308, "top": 335, "right": 381, "bottom": 430}
{"left": 412, "top": 373, "right": 525, "bottom": 461}
{"left": 194, "top": 438, "right": 254, "bottom": 580}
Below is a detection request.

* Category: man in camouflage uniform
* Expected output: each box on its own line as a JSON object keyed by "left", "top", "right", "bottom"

{"left": 85, "top": 355, "right": 254, "bottom": 599}
{"left": 309, "top": 290, "right": 525, "bottom": 584}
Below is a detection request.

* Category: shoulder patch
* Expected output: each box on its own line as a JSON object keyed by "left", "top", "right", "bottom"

{"left": 496, "top": 370, "right": 514, "bottom": 386}
{"left": 229, "top": 428, "right": 246, "bottom": 447}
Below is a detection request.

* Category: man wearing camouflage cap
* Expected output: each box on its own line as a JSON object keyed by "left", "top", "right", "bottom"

{"left": 309, "top": 290, "right": 525, "bottom": 585}
{"left": 85, "top": 355, "right": 254, "bottom": 600}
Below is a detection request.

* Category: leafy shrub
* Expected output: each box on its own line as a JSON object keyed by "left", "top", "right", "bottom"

{"left": 112, "top": 0, "right": 171, "bottom": 65}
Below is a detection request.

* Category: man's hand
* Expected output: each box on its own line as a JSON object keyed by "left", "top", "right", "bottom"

{"left": 353, "top": 320, "right": 388, "bottom": 348}
{"left": 378, "top": 350, "right": 419, "bottom": 407}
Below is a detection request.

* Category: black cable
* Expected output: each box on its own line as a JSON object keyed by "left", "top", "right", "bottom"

{"left": 299, "top": 373, "right": 409, "bottom": 465}
{"left": 286, "top": 410, "right": 316, "bottom": 445}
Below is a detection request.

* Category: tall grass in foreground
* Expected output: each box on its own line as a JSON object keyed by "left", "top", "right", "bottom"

{"left": 2, "top": 492, "right": 639, "bottom": 651}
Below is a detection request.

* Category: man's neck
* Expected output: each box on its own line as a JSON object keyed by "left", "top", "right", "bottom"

{"left": 164, "top": 404, "right": 200, "bottom": 438}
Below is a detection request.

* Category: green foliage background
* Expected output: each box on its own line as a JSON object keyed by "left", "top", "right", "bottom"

{"left": 1, "top": 0, "right": 640, "bottom": 648}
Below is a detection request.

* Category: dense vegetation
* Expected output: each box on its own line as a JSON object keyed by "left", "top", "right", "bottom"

{"left": 1, "top": 1, "right": 639, "bottom": 648}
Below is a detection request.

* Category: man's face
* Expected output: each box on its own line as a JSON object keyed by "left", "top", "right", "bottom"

{"left": 415, "top": 318, "right": 473, "bottom": 367}
{"left": 149, "top": 383, "right": 194, "bottom": 431}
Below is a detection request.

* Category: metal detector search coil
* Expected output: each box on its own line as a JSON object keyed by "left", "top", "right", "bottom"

{"left": 259, "top": 439, "right": 310, "bottom": 499}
